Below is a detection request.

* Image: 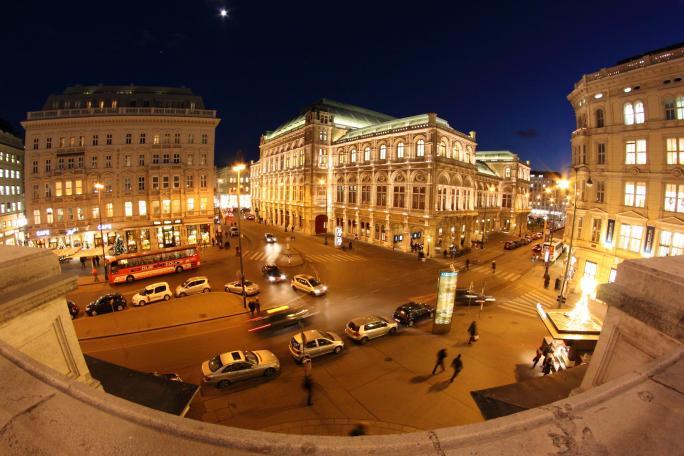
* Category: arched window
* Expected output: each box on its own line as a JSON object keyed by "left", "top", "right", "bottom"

{"left": 624, "top": 102, "right": 635, "bottom": 125}
{"left": 677, "top": 96, "right": 684, "bottom": 119}
{"left": 350, "top": 149, "right": 357, "bottom": 163}
{"left": 465, "top": 146, "right": 472, "bottom": 163}
{"left": 438, "top": 141, "right": 446, "bottom": 157}
{"left": 453, "top": 142, "right": 462, "bottom": 161}
{"left": 379, "top": 144, "right": 387, "bottom": 160}
{"left": 595, "top": 109, "right": 604, "bottom": 128}
{"left": 504, "top": 167, "right": 511, "bottom": 178}
{"left": 634, "top": 101, "right": 645, "bottom": 124}
{"left": 396, "top": 142, "right": 405, "bottom": 159}
{"left": 364, "top": 147, "right": 371, "bottom": 161}
{"left": 416, "top": 139, "right": 425, "bottom": 157}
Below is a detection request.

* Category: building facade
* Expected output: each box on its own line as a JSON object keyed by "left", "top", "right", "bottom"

{"left": 566, "top": 43, "right": 684, "bottom": 289}
{"left": 0, "top": 123, "right": 26, "bottom": 245}
{"left": 475, "top": 151, "right": 531, "bottom": 235}
{"left": 22, "top": 85, "right": 219, "bottom": 253}
{"left": 215, "top": 165, "right": 251, "bottom": 210}
{"left": 251, "top": 99, "right": 531, "bottom": 254}
{"left": 529, "top": 170, "right": 566, "bottom": 228}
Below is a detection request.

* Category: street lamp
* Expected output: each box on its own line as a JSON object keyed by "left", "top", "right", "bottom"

{"left": 94, "top": 183, "right": 107, "bottom": 280}
{"left": 233, "top": 163, "right": 248, "bottom": 309}
{"left": 318, "top": 178, "right": 328, "bottom": 245}
{"left": 558, "top": 166, "right": 592, "bottom": 308}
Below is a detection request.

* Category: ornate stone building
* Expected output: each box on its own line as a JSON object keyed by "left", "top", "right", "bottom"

{"left": 0, "top": 122, "right": 26, "bottom": 245}
{"left": 251, "top": 99, "right": 530, "bottom": 254}
{"left": 22, "top": 85, "right": 219, "bottom": 252}
{"left": 566, "top": 43, "right": 684, "bottom": 288}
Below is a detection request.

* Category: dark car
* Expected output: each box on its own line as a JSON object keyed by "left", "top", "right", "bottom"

{"left": 455, "top": 288, "right": 496, "bottom": 306}
{"left": 85, "top": 293, "right": 127, "bottom": 316}
{"left": 393, "top": 302, "right": 434, "bottom": 326}
{"left": 518, "top": 237, "right": 531, "bottom": 245}
{"left": 264, "top": 233, "right": 277, "bottom": 243}
{"left": 67, "top": 300, "right": 79, "bottom": 319}
{"left": 248, "top": 305, "right": 313, "bottom": 332}
{"left": 504, "top": 240, "right": 519, "bottom": 250}
{"left": 262, "top": 264, "right": 287, "bottom": 283}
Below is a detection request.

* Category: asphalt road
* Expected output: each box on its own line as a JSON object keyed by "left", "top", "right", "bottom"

{"left": 69, "top": 221, "right": 551, "bottom": 432}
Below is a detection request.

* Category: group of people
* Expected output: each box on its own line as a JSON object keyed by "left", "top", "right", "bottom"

{"left": 247, "top": 297, "right": 261, "bottom": 316}
{"left": 431, "top": 320, "right": 479, "bottom": 383}
{"left": 532, "top": 344, "right": 557, "bottom": 376}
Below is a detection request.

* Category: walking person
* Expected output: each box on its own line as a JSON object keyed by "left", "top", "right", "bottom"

{"left": 302, "top": 357, "right": 312, "bottom": 378}
{"left": 465, "top": 258, "right": 470, "bottom": 271}
{"left": 542, "top": 354, "right": 553, "bottom": 376}
{"left": 80, "top": 257, "right": 86, "bottom": 269}
{"left": 348, "top": 240, "right": 353, "bottom": 250}
{"left": 254, "top": 297, "right": 261, "bottom": 315}
{"left": 467, "top": 321, "right": 478, "bottom": 345}
{"left": 432, "top": 348, "right": 448, "bottom": 375}
{"left": 491, "top": 260, "right": 496, "bottom": 274}
{"left": 544, "top": 273, "right": 551, "bottom": 289}
{"left": 91, "top": 267, "right": 99, "bottom": 282}
{"left": 303, "top": 375, "right": 314, "bottom": 406}
{"left": 531, "top": 348, "right": 542, "bottom": 368}
{"left": 449, "top": 354, "right": 463, "bottom": 384}
{"left": 95, "top": 255, "right": 100, "bottom": 267}
{"left": 248, "top": 299, "right": 255, "bottom": 317}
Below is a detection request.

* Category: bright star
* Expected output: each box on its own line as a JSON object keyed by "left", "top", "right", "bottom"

{"left": 219, "top": 8, "right": 228, "bottom": 18}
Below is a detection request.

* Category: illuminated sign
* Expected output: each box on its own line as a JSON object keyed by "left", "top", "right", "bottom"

{"left": 643, "top": 225, "right": 655, "bottom": 254}
{"left": 434, "top": 270, "right": 458, "bottom": 331}
{"left": 66, "top": 228, "right": 79, "bottom": 236}
{"left": 97, "top": 224, "right": 112, "bottom": 230}
{"left": 36, "top": 230, "right": 50, "bottom": 236}
{"left": 335, "top": 227, "right": 343, "bottom": 247}
{"left": 605, "top": 219, "right": 615, "bottom": 245}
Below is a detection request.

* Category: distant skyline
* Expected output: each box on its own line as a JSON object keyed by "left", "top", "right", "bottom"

{"left": 1, "top": 0, "right": 683, "bottom": 171}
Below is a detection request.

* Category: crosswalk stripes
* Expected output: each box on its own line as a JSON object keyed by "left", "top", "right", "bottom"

{"left": 498, "top": 290, "right": 554, "bottom": 318}
{"left": 465, "top": 265, "right": 521, "bottom": 282}
{"left": 304, "top": 253, "right": 366, "bottom": 263}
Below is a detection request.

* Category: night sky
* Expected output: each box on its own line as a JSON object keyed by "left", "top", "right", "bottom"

{"left": 1, "top": 0, "right": 682, "bottom": 171}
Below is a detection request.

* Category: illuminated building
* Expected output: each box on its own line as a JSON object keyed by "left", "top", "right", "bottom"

{"left": 566, "top": 43, "right": 684, "bottom": 291}
{"left": 529, "top": 170, "right": 566, "bottom": 228}
{"left": 0, "top": 122, "right": 26, "bottom": 245}
{"left": 215, "top": 165, "right": 251, "bottom": 210}
{"left": 251, "top": 99, "right": 531, "bottom": 254}
{"left": 22, "top": 85, "right": 219, "bottom": 252}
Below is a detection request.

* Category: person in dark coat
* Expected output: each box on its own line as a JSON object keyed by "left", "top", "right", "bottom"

{"left": 254, "top": 297, "right": 261, "bottom": 314}
{"left": 467, "top": 321, "right": 478, "bottom": 345}
{"left": 348, "top": 240, "right": 353, "bottom": 250}
{"left": 465, "top": 258, "right": 470, "bottom": 271}
{"left": 432, "top": 348, "right": 448, "bottom": 375}
{"left": 303, "top": 375, "right": 314, "bottom": 406}
{"left": 248, "top": 300, "right": 255, "bottom": 317}
{"left": 449, "top": 354, "right": 463, "bottom": 383}
{"left": 491, "top": 260, "right": 496, "bottom": 273}
{"left": 80, "top": 257, "right": 86, "bottom": 269}
{"left": 531, "top": 348, "right": 542, "bottom": 368}
{"left": 542, "top": 355, "right": 553, "bottom": 376}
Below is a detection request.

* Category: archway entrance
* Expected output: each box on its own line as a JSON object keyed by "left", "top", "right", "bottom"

{"left": 315, "top": 215, "right": 327, "bottom": 234}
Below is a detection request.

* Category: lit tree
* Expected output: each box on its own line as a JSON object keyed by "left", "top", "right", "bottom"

{"left": 113, "top": 235, "right": 126, "bottom": 255}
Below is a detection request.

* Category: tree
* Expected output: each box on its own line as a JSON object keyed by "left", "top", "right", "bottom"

{"left": 113, "top": 235, "right": 126, "bottom": 255}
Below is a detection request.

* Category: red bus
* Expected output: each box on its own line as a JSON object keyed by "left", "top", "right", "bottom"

{"left": 107, "top": 246, "right": 200, "bottom": 284}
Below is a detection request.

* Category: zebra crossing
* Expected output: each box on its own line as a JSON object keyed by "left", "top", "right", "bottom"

{"left": 243, "top": 250, "right": 366, "bottom": 264}
{"left": 244, "top": 251, "right": 280, "bottom": 263}
{"left": 498, "top": 290, "right": 555, "bottom": 318}
{"left": 467, "top": 264, "right": 521, "bottom": 282}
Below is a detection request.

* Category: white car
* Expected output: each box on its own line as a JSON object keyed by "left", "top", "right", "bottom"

{"left": 132, "top": 282, "right": 172, "bottom": 306}
{"left": 264, "top": 233, "right": 277, "bottom": 243}
{"left": 229, "top": 227, "right": 239, "bottom": 237}
{"left": 224, "top": 280, "right": 260, "bottom": 296}
{"left": 345, "top": 315, "right": 398, "bottom": 344}
{"left": 175, "top": 276, "right": 211, "bottom": 297}
{"left": 291, "top": 274, "right": 327, "bottom": 296}
{"left": 289, "top": 329, "right": 344, "bottom": 361}
{"left": 201, "top": 350, "right": 280, "bottom": 388}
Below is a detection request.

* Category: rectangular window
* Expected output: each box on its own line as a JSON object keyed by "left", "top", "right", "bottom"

{"left": 173, "top": 175, "right": 180, "bottom": 188}
{"left": 174, "top": 133, "right": 181, "bottom": 144}
{"left": 106, "top": 203, "right": 114, "bottom": 218}
{"left": 393, "top": 185, "right": 405, "bottom": 208}
{"left": 67, "top": 207, "right": 74, "bottom": 221}
{"left": 624, "top": 182, "right": 646, "bottom": 208}
{"left": 125, "top": 155, "right": 131, "bottom": 167}
{"left": 591, "top": 218, "right": 602, "bottom": 243}
{"left": 55, "top": 182, "right": 62, "bottom": 197}
{"left": 361, "top": 185, "right": 371, "bottom": 204}
{"left": 665, "top": 100, "right": 676, "bottom": 120}
{"left": 92, "top": 135, "right": 99, "bottom": 146}
{"left": 172, "top": 199, "right": 181, "bottom": 214}
{"left": 412, "top": 186, "right": 426, "bottom": 210}
{"left": 105, "top": 155, "right": 112, "bottom": 168}
{"left": 153, "top": 134, "right": 160, "bottom": 145}
{"left": 173, "top": 153, "right": 180, "bottom": 164}
{"left": 164, "top": 133, "right": 171, "bottom": 144}
{"left": 78, "top": 156, "right": 84, "bottom": 168}
{"left": 139, "top": 133, "right": 146, "bottom": 144}
{"left": 45, "top": 208, "right": 53, "bottom": 224}
{"left": 153, "top": 154, "right": 160, "bottom": 164}
{"left": 33, "top": 209, "right": 41, "bottom": 225}
{"left": 200, "top": 197, "right": 208, "bottom": 212}
{"left": 336, "top": 185, "right": 345, "bottom": 203}
{"left": 666, "top": 137, "right": 684, "bottom": 165}
{"left": 32, "top": 160, "right": 38, "bottom": 174}
{"left": 625, "top": 139, "right": 647, "bottom": 165}
{"left": 200, "top": 154, "right": 207, "bottom": 165}
{"left": 124, "top": 177, "right": 132, "bottom": 191}
{"left": 106, "top": 134, "right": 112, "bottom": 145}
{"left": 187, "top": 154, "right": 194, "bottom": 165}
{"left": 124, "top": 201, "right": 133, "bottom": 217}
{"left": 348, "top": 185, "right": 357, "bottom": 204}
{"left": 188, "top": 133, "right": 194, "bottom": 144}
{"left": 595, "top": 181, "right": 605, "bottom": 203}
{"left": 75, "top": 179, "right": 82, "bottom": 195}
{"left": 92, "top": 206, "right": 99, "bottom": 219}
{"left": 91, "top": 156, "right": 97, "bottom": 168}
{"left": 152, "top": 176, "right": 159, "bottom": 190}
{"left": 152, "top": 201, "right": 160, "bottom": 216}
{"left": 376, "top": 185, "right": 387, "bottom": 206}
{"left": 56, "top": 208, "right": 63, "bottom": 222}
{"left": 618, "top": 223, "right": 644, "bottom": 252}
{"left": 577, "top": 216, "right": 584, "bottom": 239}
{"left": 67, "top": 157, "right": 75, "bottom": 169}
{"left": 33, "top": 138, "right": 39, "bottom": 150}
{"left": 162, "top": 175, "right": 169, "bottom": 189}
{"left": 139, "top": 154, "right": 145, "bottom": 166}
{"left": 138, "top": 176, "right": 145, "bottom": 191}
{"left": 76, "top": 207, "right": 85, "bottom": 221}
{"left": 45, "top": 159, "right": 51, "bottom": 172}
{"left": 187, "top": 197, "right": 194, "bottom": 212}
{"left": 664, "top": 183, "right": 684, "bottom": 213}
{"left": 46, "top": 137, "right": 52, "bottom": 149}
{"left": 58, "top": 158, "right": 64, "bottom": 169}
{"left": 65, "top": 180, "right": 72, "bottom": 196}
{"left": 201, "top": 133, "right": 208, "bottom": 144}
{"left": 162, "top": 199, "right": 171, "bottom": 215}
{"left": 138, "top": 200, "right": 147, "bottom": 216}
{"left": 186, "top": 175, "right": 193, "bottom": 188}
{"left": 125, "top": 133, "right": 132, "bottom": 144}
{"left": 163, "top": 153, "right": 170, "bottom": 164}
{"left": 658, "top": 230, "right": 684, "bottom": 256}
{"left": 200, "top": 175, "right": 207, "bottom": 188}
{"left": 44, "top": 183, "right": 52, "bottom": 198}
{"left": 597, "top": 143, "right": 606, "bottom": 165}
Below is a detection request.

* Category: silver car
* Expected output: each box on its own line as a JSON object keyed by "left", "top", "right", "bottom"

{"left": 345, "top": 315, "right": 398, "bottom": 344}
{"left": 201, "top": 350, "right": 280, "bottom": 388}
{"left": 224, "top": 280, "right": 260, "bottom": 296}
{"left": 175, "top": 276, "right": 211, "bottom": 297}
{"left": 291, "top": 274, "right": 327, "bottom": 296}
{"left": 289, "top": 329, "right": 344, "bottom": 361}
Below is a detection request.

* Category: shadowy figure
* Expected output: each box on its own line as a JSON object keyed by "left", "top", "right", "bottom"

{"left": 303, "top": 375, "right": 313, "bottom": 406}
{"left": 449, "top": 354, "right": 463, "bottom": 383}
{"left": 349, "top": 423, "right": 367, "bottom": 436}
{"left": 432, "top": 348, "right": 447, "bottom": 375}
{"left": 467, "top": 321, "right": 478, "bottom": 345}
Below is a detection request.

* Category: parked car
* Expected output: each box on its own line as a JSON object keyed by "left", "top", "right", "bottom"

{"left": 288, "top": 329, "right": 344, "bottom": 361}
{"left": 455, "top": 288, "right": 496, "bottom": 306}
{"left": 224, "top": 279, "right": 260, "bottom": 296}
{"left": 393, "top": 302, "right": 435, "bottom": 326}
{"left": 504, "top": 240, "right": 519, "bottom": 250}
{"left": 264, "top": 233, "right": 277, "bottom": 243}
{"left": 262, "top": 264, "right": 287, "bottom": 283}
{"left": 85, "top": 293, "right": 127, "bottom": 316}
{"left": 132, "top": 282, "right": 172, "bottom": 306}
{"left": 153, "top": 372, "right": 183, "bottom": 382}
{"left": 175, "top": 276, "right": 211, "bottom": 297}
{"left": 245, "top": 214, "right": 255, "bottom": 221}
{"left": 201, "top": 350, "right": 280, "bottom": 388}
{"left": 533, "top": 232, "right": 544, "bottom": 239}
{"left": 229, "top": 227, "right": 239, "bottom": 237}
{"left": 67, "top": 300, "right": 79, "bottom": 319}
{"left": 518, "top": 237, "right": 531, "bottom": 245}
{"left": 291, "top": 274, "right": 327, "bottom": 296}
{"left": 248, "top": 305, "right": 313, "bottom": 332}
{"left": 345, "top": 315, "right": 398, "bottom": 344}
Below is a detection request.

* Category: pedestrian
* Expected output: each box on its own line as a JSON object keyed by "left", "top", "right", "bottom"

{"left": 248, "top": 299, "right": 255, "bottom": 317}
{"left": 91, "top": 267, "right": 99, "bottom": 282}
{"left": 432, "top": 348, "right": 448, "bottom": 375}
{"left": 443, "top": 249, "right": 448, "bottom": 258}
{"left": 349, "top": 423, "right": 367, "bottom": 436}
{"left": 542, "top": 355, "right": 553, "bottom": 376}
{"left": 449, "top": 354, "right": 463, "bottom": 383}
{"left": 467, "top": 321, "right": 478, "bottom": 345}
{"left": 303, "top": 375, "right": 314, "bottom": 406}
{"left": 465, "top": 258, "right": 470, "bottom": 271}
{"left": 254, "top": 297, "right": 261, "bottom": 314}
{"left": 491, "top": 260, "right": 496, "bottom": 274}
{"left": 302, "top": 356, "right": 312, "bottom": 378}
{"left": 95, "top": 256, "right": 100, "bottom": 267}
{"left": 544, "top": 273, "right": 551, "bottom": 289}
{"left": 91, "top": 257, "right": 97, "bottom": 269}
{"left": 80, "top": 256, "right": 86, "bottom": 269}
{"left": 236, "top": 246, "right": 240, "bottom": 256}
{"left": 348, "top": 240, "right": 353, "bottom": 250}
{"left": 531, "top": 348, "right": 542, "bottom": 368}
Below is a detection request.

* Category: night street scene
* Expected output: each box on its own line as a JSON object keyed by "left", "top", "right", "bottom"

{"left": 0, "top": 1, "right": 682, "bottom": 455}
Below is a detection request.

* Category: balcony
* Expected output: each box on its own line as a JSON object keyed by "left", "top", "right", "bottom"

{"left": 26, "top": 107, "right": 217, "bottom": 121}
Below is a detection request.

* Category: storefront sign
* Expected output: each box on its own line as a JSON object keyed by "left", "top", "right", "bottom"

{"left": 36, "top": 230, "right": 50, "bottom": 236}
{"left": 643, "top": 225, "right": 655, "bottom": 254}
{"left": 605, "top": 219, "right": 615, "bottom": 245}
{"left": 66, "top": 228, "right": 79, "bottom": 236}
{"left": 97, "top": 224, "right": 112, "bottom": 230}
{"left": 433, "top": 270, "right": 458, "bottom": 334}
{"left": 334, "top": 227, "right": 343, "bottom": 247}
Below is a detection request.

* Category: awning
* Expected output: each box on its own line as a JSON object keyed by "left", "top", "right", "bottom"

{"left": 470, "top": 364, "right": 587, "bottom": 420}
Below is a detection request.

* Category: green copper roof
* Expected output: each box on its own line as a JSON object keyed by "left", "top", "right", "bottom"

{"left": 475, "top": 161, "right": 499, "bottom": 177}
{"left": 263, "top": 98, "right": 395, "bottom": 141}
{"left": 475, "top": 150, "right": 519, "bottom": 161}
{"left": 335, "top": 114, "right": 456, "bottom": 142}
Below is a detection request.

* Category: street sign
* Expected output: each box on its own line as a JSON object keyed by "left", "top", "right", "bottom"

{"left": 335, "top": 227, "right": 343, "bottom": 247}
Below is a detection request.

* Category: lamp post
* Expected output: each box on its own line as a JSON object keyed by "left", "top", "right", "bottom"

{"left": 319, "top": 178, "right": 328, "bottom": 245}
{"left": 233, "top": 163, "right": 248, "bottom": 309}
{"left": 543, "top": 192, "right": 555, "bottom": 278}
{"left": 94, "top": 183, "right": 107, "bottom": 280}
{"left": 558, "top": 166, "right": 592, "bottom": 308}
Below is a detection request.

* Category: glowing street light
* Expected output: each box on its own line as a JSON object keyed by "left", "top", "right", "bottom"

{"left": 219, "top": 8, "right": 228, "bottom": 18}
{"left": 233, "top": 163, "right": 247, "bottom": 309}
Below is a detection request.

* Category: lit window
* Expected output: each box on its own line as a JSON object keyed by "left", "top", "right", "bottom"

{"left": 187, "top": 197, "right": 194, "bottom": 212}
{"left": 666, "top": 137, "right": 684, "bottom": 165}
{"left": 153, "top": 134, "right": 160, "bottom": 145}
{"left": 106, "top": 203, "right": 113, "bottom": 217}
{"left": 46, "top": 208, "right": 53, "bottom": 224}
{"left": 75, "top": 180, "right": 82, "bottom": 195}
{"left": 138, "top": 201, "right": 147, "bottom": 216}
{"left": 677, "top": 96, "right": 684, "bottom": 120}
{"left": 65, "top": 180, "right": 73, "bottom": 196}
{"left": 124, "top": 201, "right": 133, "bottom": 217}
{"left": 664, "top": 184, "right": 684, "bottom": 213}
{"left": 396, "top": 143, "right": 405, "bottom": 159}
{"left": 33, "top": 209, "right": 41, "bottom": 225}
{"left": 416, "top": 139, "right": 425, "bottom": 157}
{"left": 162, "top": 199, "right": 171, "bottom": 215}
{"left": 624, "top": 182, "right": 646, "bottom": 208}
{"left": 55, "top": 182, "right": 62, "bottom": 197}
{"left": 379, "top": 145, "right": 387, "bottom": 160}
{"left": 624, "top": 102, "right": 635, "bottom": 125}
{"left": 350, "top": 149, "right": 357, "bottom": 163}
{"left": 625, "top": 139, "right": 647, "bottom": 164}
{"left": 658, "top": 230, "right": 684, "bottom": 256}
{"left": 618, "top": 223, "right": 643, "bottom": 252}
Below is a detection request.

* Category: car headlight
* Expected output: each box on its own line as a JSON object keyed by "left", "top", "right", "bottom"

{"left": 269, "top": 276, "right": 275, "bottom": 282}
{"left": 280, "top": 275, "right": 286, "bottom": 280}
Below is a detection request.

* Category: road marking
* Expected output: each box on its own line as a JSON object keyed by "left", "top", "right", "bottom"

{"left": 498, "top": 290, "right": 554, "bottom": 318}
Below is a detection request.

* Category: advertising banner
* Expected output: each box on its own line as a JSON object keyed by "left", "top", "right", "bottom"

{"left": 334, "top": 227, "right": 343, "bottom": 247}
{"left": 433, "top": 270, "right": 458, "bottom": 334}
{"left": 605, "top": 219, "right": 615, "bottom": 245}
{"left": 644, "top": 225, "right": 655, "bottom": 254}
